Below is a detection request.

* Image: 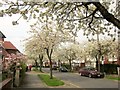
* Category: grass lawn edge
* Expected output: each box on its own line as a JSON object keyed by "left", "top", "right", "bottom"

{"left": 38, "top": 74, "right": 64, "bottom": 86}
{"left": 105, "top": 75, "right": 120, "bottom": 81}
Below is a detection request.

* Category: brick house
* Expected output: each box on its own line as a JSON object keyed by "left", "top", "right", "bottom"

{"left": 3, "top": 41, "right": 20, "bottom": 56}
{"left": 3, "top": 41, "right": 21, "bottom": 70}
{"left": 0, "top": 31, "right": 23, "bottom": 71}
{"left": 3, "top": 41, "right": 25, "bottom": 61}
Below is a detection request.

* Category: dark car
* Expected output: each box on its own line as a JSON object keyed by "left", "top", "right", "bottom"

{"left": 59, "top": 66, "right": 68, "bottom": 72}
{"left": 52, "top": 65, "right": 58, "bottom": 70}
{"left": 78, "top": 67, "right": 104, "bottom": 78}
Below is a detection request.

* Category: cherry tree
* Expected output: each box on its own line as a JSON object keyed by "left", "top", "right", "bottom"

{"left": 25, "top": 15, "right": 73, "bottom": 78}
{"left": 24, "top": 36, "right": 44, "bottom": 71}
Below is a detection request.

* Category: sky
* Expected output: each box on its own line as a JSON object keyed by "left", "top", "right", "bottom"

{"left": 0, "top": 14, "right": 88, "bottom": 53}
{"left": 0, "top": 0, "right": 118, "bottom": 54}
{"left": 0, "top": 14, "right": 37, "bottom": 53}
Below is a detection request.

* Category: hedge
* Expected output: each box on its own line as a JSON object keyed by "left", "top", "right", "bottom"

{"left": 100, "top": 64, "right": 120, "bottom": 74}
{"left": 19, "top": 62, "right": 27, "bottom": 83}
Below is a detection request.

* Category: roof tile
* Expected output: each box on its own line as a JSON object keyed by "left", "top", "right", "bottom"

{"left": 3, "top": 41, "right": 17, "bottom": 50}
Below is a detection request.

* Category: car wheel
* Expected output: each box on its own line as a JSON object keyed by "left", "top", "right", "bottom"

{"left": 89, "top": 74, "right": 92, "bottom": 78}
{"left": 79, "top": 73, "right": 82, "bottom": 76}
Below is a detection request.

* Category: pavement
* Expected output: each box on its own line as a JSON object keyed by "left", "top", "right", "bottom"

{"left": 19, "top": 71, "right": 47, "bottom": 88}
{"left": 17, "top": 71, "right": 80, "bottom": 88}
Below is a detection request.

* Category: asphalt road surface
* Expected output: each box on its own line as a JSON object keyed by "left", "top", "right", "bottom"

{"left": 43, "top": 68, "right": 119, "bottom": 89}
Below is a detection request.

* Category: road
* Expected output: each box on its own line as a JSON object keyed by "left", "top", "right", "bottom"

{"left": 43, "top": 68, "right": 119, "bottom": 89}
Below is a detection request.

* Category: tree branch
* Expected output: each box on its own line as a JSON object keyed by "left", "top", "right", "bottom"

{"left": 92, "top": 2, "right": 120, "bottom": 29}
{"left": 88, "top": 8, "right": 98, "bottom": 28}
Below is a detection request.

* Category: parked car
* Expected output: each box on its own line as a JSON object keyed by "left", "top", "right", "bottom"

{"left": 52, "top": 65, "right": 58, "bottom": 70}
{"left": 78, "top": 66, "right": 104, "bottom": 78}
{"left": 59, "top": 66, "right": 68, "bottom": 72}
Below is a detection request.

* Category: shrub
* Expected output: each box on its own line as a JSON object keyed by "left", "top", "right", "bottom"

{"left": 19, "top": 62, "right": 27, "bottom": 83}
{"left": 2, "top": 71, "right": 8, "bottom": 81}
{"left": 2, "top": 69, "right": 12, "bottom": 81}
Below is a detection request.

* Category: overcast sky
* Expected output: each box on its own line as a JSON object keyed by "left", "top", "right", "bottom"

{"left": 0, "top": 14, "right": 35, "bottom": 53}
{"left": 0, "top": 13, "right": 89, "bottom": 53}
{"left": 0, "top": 0, "right": 117, "bottom": 54}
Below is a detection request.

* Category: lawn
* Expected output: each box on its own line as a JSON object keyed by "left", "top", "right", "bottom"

{"left": 106, "top": 75, "right": 120, "bottom": 81}
{"left": 38, "top": 74, "right": 64, "bottom": 86}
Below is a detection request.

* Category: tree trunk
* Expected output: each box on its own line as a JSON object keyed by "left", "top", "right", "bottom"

{"left": 39, "top": 54, "right": 43, "bottom": 72}
{"left": 98, "top": 51, "right": 101, "bottom": 72}
{"left": 95, "top": 52, "right": 101, "bottom": 72}
{"left": 35, "top": 59, "right": 38, "bottom": 70}
{"left": 45, "top": 48, "right": 53, "bottom": 79}
{"left": 69, "top": 59, "right": 72, "bottom": 72}
{"left": 49, "top": 59, "right": 53, "bottom": 79}
{"left": 58, "top": 59, "right": 61, "bottom": 68}
{"left": 95, "top": 55, "right": 98, "bottom": 70}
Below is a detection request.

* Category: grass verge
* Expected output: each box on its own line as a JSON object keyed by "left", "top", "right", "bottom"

{"left": 38, "top": 74, "right": 64, "bottom": 86}
{"left": 106, "top": 75, "right": 120, "bottom": 81}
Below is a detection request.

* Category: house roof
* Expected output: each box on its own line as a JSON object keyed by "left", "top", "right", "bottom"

{"left": 3, "top": 41, "right": 17, "bottom": 50}
{"left": 0, "top": 31, "right": 6, "bottom": 38}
